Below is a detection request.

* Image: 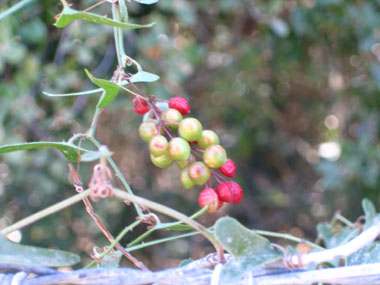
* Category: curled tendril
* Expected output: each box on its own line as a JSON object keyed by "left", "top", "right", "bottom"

{"left": 271, "top": 243, "right": 304, "bottom": 269}
{"left": 89, "top": 163, "right": 113, "bottom": 201}
{"left": 91, "top": 246, "right": 119, "bottom": 264}
{"left": 137, "top": 213, "right": 161, "bottom": 229}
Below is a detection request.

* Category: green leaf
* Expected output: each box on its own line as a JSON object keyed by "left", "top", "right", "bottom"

{"left": 80, "top": 147, "right": 113, "bottom": 162}
{"left": 215, "top": 217, "right": 282, "bottom": 282}
{"left": 347, "top": 242, "right": 380, "bottom": 266}
{"left": 55, "top": 5, "right": 155, "bottom": 29}
{"left": 130, "top": 71, "right": 160, "bottom": 83}
{"left": 0, "top": 235, "right": 80, "bottom": 267}
{"left": 317, "top": 223, "right": 358, "bottom": 249}
{"left": 166, "top": 224, "right": 193, "bottom": 231}
{"left": 362, "top": 198, "right": 377, "bottom": 230}
{"left": 0, "top": 142, "right": 87, "bottom": 162}
{"left": 85, "top": 69, "right": 121, "bottom": 108}
{"left": 43, "top": 88, "right": 103, "bottom": 97}
{"left": 135, "top": 0, "right": 159, "bottom": 5}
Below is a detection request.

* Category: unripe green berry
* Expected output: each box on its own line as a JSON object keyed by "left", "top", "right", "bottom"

{"left": 161, "top": 108, "right": 183, "bottom": 130}
{"left": 169, "top": 137, "right": 191, "bottom": 160}
{"left": 179, "top": 118, "right": 203, "bottom": 142}
{"left": 150, "top": 153, "right": 173, "bottom": 168}
{"left": 139, "top": 120, "right": 159, "bottom": 142}
{"left": 177, "top": 160, "right": 189, "bottom": 169}
{"left": 203, "top": 145, "right": 227, "bottom": 168}
{"left": 180, "top": 167, "right": 195, "bottom": 189}
{"left": 188, "top": 161, "right": 210, "bottom": 185}
{"left": 197, "top": 130, "right": 220, "bottom": 149}
{"left": 149, "top": 135, "right": 169, "bottom": 157}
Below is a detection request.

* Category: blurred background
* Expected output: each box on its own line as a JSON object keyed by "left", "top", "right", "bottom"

{"left": 1, "top": 0, "right": 380, "bottom": 270}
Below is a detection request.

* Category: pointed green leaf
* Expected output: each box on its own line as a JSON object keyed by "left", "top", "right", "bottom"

{"left": 0, "top": 142, "right": 87, "bottom": 162}
{"left": 215, "top": 217, "right": 282, "bottom": 282}
{"left": 362, "top": 198, "right": 377, "bottom": 230}
{"left": 130, "top": 71, "right": 160, "bottom": 83}
{"left": 55, "top": 5, "right": 155, "bottom": 29}
{"left": 43, "top": 88, "right": 103, "bottom": 97}
{"left": 135, "top": 0, "right": 159, "bottom": 5}
{"left": 85, "top": 70, "right": 121, "bottom": 108}
{"left": 166, "top": 224, "right": 193, "bottom": 231}
{"left": 0, "top": 235, "right": 80, "bottom": 267}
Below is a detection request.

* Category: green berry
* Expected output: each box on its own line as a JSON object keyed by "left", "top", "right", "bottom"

{"left": 139, "top": 120, "right": 159, "bottom": 142}
{"left": 188, "top": 161, "right": 210, "bottom": 185}
{"left": 179, "top": 118, "right": 203, "bottom": 142}
{"left": 197, "top": 130, "right": 220, "bottom": 149}
{"left": 203, "top": 145, "right": 227, "bottom": 168}
{"left": 177, "top": 160, "right": 189, "bottom": 169}
{"left": 180, "top": 167, "right": 195, "bottom": 189}
{"left": 149, "top": 135, "right": 169, "bottom": 157}
{"left": 169, "top": 137, "right": 191, "bottom": 160}
{"left": 161, "top": 108, "right": 183, "bottom": 130}
{"left": 150, "top": 153, "right": 173, "bottom": 168}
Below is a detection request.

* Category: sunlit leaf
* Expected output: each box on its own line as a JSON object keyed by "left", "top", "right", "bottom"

{"left": 130, "top": 71, "right": 160, "bottom": 83}
{"left": 362, "top": 198, "right": 377, "bottom": 230}
{"left": 317, "top": 223, "right": 358, "bottom": 249}
{"left": 80, "top": 147, "right": 113, "bottom": 162}
{"left": 55, "top": 5, "right": 155, "bottom": 29}
{"left": 135, "top": 0, "right": 159, "bottom": 5}
{"left": 215, "top": 217, "right": 282, "bottom": 282}
{"left": 0, "top": 142, "right": 87, "bottom": 162}
{"left": 0, "top": 235, "right": 80, "bottom": 267}
{"left": 347, "top": 242, "right": 380, "bottom": 266}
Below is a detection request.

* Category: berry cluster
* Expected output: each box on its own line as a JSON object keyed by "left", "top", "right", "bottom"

{"left": 134, "top": 96, "right": 243, "bottom": 213}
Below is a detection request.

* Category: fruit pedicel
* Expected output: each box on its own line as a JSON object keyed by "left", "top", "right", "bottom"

{"left": 134, "top": 96, "right": 243, "bottom": 213}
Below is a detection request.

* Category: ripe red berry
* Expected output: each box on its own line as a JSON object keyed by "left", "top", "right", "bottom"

{"left": 169, "top": 97, "right": 191, "bottom": 115}
{"left": 218, "top": 159, "right": 236, "bottom": 178}
{"left": 215, "top": 181, "right": 243, "bottom": 204}
{"left": 133, "top": 97, "right": 150, "bottom": 115}
{"left": 198, "top": 188, "right": 223, "bottom": 213}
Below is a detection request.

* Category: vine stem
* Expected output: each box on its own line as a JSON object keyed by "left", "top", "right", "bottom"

{"left": 112, "top": 188, "right": 225, "bottom": 261}
{"left": 290, "top": 220, "right": 380, "bottom": 267}
{"left": 128, "top": 207, "right": 208, "bottom": 247}
{"left": 86, "top": 219, "right": 142, "bottom": 268}
{"left": 335, "top": 213, "right": 355, "bottom": 227}
{"left": 112, "top": 3, "right": 124, "bottom": 67}
{"left": 253, "top": 229, "right": 324, "bottom": 250}
{"left": 0, "top": 190, "right": 91, "bottom": 236}
{"left": 127, "top": 230, "right": 202, "bottom": 252}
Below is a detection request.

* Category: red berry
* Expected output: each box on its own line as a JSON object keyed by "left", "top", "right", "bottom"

{"left": 169, "top": 97, "right": 191, "bottom": 115}
{"left": 218, "top": 159, "right": 236, "bottom": 178}
{"left": 198, "top": 188, "right": 223, "bottom": 213}
{"left": 133, "top": 97, "right": 150, "bottom": 115}
{"left": 215, "top": 181, "right": 243, "bottom": 204}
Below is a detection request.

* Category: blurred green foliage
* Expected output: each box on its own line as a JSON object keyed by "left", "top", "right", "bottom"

{"left": 1, "top": 0, "right": 380, "bottom": 269}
